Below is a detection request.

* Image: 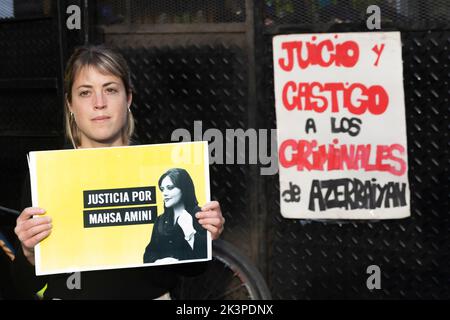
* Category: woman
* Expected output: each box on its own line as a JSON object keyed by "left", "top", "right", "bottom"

{"left": 12, "top": 45, "right": 225, "bottom": 299}
{"left": 144, "top": 168, "right": 207, "bottom": 263}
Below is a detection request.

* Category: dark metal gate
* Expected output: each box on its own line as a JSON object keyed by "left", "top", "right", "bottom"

{"left": 255, "top": 0, "right": 450, "bottom": 299}
{"left": 87, "top": 0, "right": 264, "bottom": 271}
{"left": 0, "top": 0, "right": 449, "bottom": 299}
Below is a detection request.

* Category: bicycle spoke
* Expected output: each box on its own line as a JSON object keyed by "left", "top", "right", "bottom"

{"left": 171, "top": 240, "right": 271, "bottom": 300}
{"left": 208, "top": 261, "right": 252, "bottom": 299}
{"left": 202, "top": 260, "right": 234, "bottom": 299}
{"left": 211, "top": 283, "right": 249, "bottom": 300}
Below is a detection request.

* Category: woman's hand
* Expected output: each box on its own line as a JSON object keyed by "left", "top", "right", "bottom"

{"left": 196, "top": 201, "right": 225, "bottom": 240}
{"left": 14, "top": 207, "right": 52, "bottom": 265}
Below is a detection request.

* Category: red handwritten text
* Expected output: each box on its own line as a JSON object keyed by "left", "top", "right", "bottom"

{"left": 279, "top": 138, "right": 406, "bottom": 176}
{"left": 282, "top": 81, "right": 389, "bottom": 115}
{"left": 278, "top": 38, "right": 360, "bottom": 71}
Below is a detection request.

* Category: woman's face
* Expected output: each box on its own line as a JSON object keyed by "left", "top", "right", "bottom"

{"left": 69, "top": 66, "right": 131, "bottom": 148}
{"left": 160, "top": 176, "right": 182, "bottom": 208}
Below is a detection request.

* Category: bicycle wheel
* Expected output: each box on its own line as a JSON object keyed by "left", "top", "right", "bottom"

{"left": 171, "top": 239, "right": 271, "bottom": 300}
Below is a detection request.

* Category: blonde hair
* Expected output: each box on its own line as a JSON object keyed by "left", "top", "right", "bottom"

{"left": 64, "top": 45, "right": 135, "bottom": 148}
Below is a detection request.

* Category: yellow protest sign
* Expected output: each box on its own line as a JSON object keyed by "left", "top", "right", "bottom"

{"left": 29, "top": 141, "right": 211, "bottom": 275}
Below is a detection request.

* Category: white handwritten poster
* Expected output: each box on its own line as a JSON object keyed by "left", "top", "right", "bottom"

{"left": 273, "top": 32, "right": 410, "bottom": 219}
